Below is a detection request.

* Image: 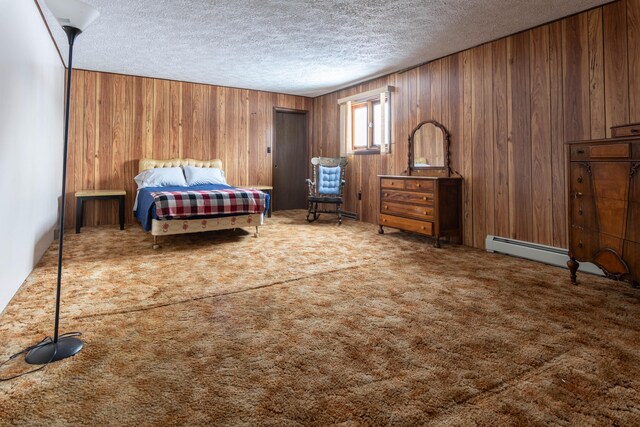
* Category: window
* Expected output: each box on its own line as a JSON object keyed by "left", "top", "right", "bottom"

{"left": 338, "top": 86, "right": 392, "bottom": 156}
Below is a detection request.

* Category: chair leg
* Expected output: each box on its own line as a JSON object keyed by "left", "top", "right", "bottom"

{"left": 337, "top": 203, "right": 342, "bottom": 225}
{"left": 307, "top": 200, "right": 316, "bottom": 223}
{"left": 313, "top": 202, "right": 319, "bottom": 221}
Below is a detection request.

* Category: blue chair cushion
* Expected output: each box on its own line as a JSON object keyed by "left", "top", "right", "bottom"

{"left": 318, "top": 165, "right": 341, "bottom": 195}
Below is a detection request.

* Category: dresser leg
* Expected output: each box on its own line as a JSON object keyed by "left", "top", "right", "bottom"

{"left": 567, "top": 258, "right": 579, "bottom": 285}
{"left": 152, "top": 236, "right": 160, "bottom": 250}
{"left": 434, "top": 235, "right": 441, "bottom": 249}
{"left": 378, "top": 225, "right": 384, "bottom": 234}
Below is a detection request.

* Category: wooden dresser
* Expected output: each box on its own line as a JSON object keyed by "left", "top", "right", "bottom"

{"left": 378, "top": 175, "right": 462, "bottom": 247}
{"left": 566, "top": 132, "right": 640, "bottom": 288}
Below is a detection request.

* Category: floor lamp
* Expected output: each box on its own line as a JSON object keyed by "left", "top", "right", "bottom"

{"left": 25, "top": 0, "right": 100, "bottom": 365}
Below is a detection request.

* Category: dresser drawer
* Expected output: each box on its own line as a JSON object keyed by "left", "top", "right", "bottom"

{"left": 379, "top": 213, "right": 433, "bottom": 236}
{"left": 611, "top": 123, "right": 640, "bottom": 138}
{"left": 571, "top": 144, "right": 631, "bottom": 160}
{"left": 569, "top": 162, "right": 593, "bottom": 196}
{"left": 381, "top": 190, "right": 434, "bottom": 206}
{"left": 380, "top": 178, "right": 404, "bottom": 190}
{"left": 570, "top": 197, "right": 597, "bottom": 230}
{"left": 569, "top": 226, "right": 600, "bottom": 261}
{"left": 381, "top": 201, "right": 434, "bottom": 221}
{"left": 590, "top": 143, "right": 630, "bottom": 159}
{"left": 404, "top": 180, "right": 434, "bottom": 192}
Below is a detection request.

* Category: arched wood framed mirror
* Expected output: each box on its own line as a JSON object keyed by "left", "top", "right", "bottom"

{"left": 408, "top": 120, "right": 451, "bottom": 177}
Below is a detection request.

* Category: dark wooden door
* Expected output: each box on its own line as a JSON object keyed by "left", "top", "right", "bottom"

{"left": 273, "top": 110, "right": 308, "bottom": 211}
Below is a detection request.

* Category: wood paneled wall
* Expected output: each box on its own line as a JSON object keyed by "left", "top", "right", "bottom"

{"left": 66, "top": 70, "right": 313, "bottom": 228}
{"left": 313, "top": 0, "right": 640, "bottom": 249}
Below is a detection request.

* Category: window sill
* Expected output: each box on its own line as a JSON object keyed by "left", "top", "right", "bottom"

{"left": 353, "top": 149, "right": 381, "bottom": 155}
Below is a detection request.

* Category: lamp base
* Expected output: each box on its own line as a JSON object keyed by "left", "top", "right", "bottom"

{"left": 25, "top": 336, "right": 84, "bottom": 365}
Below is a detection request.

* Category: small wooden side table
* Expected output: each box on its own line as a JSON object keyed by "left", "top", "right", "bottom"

{"left": 75, "top": 189, "right": 126, "bottom": 233}
{"left": 243, "top": 185, "right": 272, "bottom": 218}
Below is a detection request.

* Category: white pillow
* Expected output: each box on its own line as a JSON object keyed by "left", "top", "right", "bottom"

{"left": 183, "top": 165, "right": 227, "bottom": 186}
{"left": 134, "top": 167, "right": 187, "bottom": 189}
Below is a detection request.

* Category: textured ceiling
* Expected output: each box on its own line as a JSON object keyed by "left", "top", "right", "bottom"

{"left": 39, "top": 0, "right": 610, "bottom": 97}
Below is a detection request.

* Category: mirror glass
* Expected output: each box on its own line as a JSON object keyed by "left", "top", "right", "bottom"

{"left": 412, "top": 122, "right": 445, "bottom": 168}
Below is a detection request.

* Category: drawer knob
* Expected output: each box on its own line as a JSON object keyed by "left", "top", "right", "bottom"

{"left": 632, "top": 129, "right": 639, "bottom": 134}
{"left": 423, "top": 196, "right": 427, "bottom": 200}
{"left": 578, "top": 207, "right": 583, "bottom": 215}
{"left": 578, "top": 241, "right": 583, "bottom": 248}
{"left": 577, "top": 176, "right": 583, "bottom": 184}
{"left": 384, "top": 205, "right": 388, "bottom": 209}
{"left": 577, "top": 149, "right": 585, "bottom": 155}
{"left": 423, "top": 211, "right": 428, "bottom": 215}
{"left": 384, "top": 193, "right": 389, "bottom": 197}
{"left": 575, "top": 192, "right": 583, "bottom": 198}
{"left": 417, "top": 184, "right": 421, "bottom": 187}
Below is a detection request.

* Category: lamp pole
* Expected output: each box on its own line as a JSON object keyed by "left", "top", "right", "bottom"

{"left": 25, "top": 0, "right": 99, "bottom": 363}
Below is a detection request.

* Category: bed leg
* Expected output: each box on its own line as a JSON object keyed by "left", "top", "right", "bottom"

{"left": 254, "top": 226, "right": 259, "bottom": 238}
{"left": 152, "top": 235, "right": 160, "bottom": 249}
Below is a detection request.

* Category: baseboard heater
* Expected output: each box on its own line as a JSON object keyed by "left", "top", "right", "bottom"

{"left": 485, "top": 235, "right": 603, "bottom": 276}
{"left": 340, "top": 210, "right": 357, "bottom": 219}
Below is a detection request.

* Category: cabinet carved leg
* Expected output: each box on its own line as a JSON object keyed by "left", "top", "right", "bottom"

{"left": 567, "top": 258, "right": 579, "bottom": 285}
{"left": 378, "top": 225, "right": 384, "bottom": 234}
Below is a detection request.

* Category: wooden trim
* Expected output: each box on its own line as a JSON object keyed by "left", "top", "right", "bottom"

{"left": 337, "top": 86, "right": 393, "bottom": 104}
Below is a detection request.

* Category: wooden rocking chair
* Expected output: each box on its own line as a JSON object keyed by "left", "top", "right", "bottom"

{"left": 306, "top": 157, "right": 348, "bottom": 224}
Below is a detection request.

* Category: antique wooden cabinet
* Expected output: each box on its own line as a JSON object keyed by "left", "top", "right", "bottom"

{"left": 566, "top": 133, "right": 640, "bottom": 288}
{"left": 378, "top": 120, "right": 463, "bottom": 247}
{"left": 378, "top": 175, "right": 462, "bottom": 247}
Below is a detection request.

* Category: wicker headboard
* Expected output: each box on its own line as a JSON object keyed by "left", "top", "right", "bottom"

{"left": 138, "top": 158, "right": 223, "bottom": 173}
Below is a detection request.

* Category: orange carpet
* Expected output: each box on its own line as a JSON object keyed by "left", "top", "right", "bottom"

{"left": 1, "top": 210, "right": 639, "bottom": 425}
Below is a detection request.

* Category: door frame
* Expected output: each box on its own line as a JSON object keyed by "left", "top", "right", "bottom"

{"left": 271, "top": 107, "right": 310, "bottom": 211}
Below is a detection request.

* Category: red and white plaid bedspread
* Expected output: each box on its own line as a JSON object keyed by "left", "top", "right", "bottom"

{"left": 150, "top": 188, "right": 266, "bottom": 219}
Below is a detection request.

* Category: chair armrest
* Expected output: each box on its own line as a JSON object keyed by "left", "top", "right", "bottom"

{"left": 306, "top": 179, "right": 315, "bottom": 196}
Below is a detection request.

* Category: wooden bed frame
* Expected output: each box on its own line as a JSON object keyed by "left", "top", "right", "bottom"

{"left": 138, "top": 158, "right": 265, "bottom": 249}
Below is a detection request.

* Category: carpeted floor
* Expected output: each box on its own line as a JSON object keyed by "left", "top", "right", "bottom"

{"left": 1, "top": 210, "right": 639, "bottom": 426}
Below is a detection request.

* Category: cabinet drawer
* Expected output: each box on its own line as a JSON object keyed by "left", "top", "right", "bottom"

{"left": 611, "top": 123, "right": 640, "bottom": 138}
{"left": 380, "top": 178, "right": 404, "bottom": 190}
{"left": 569, "top": 162, "right": 593, "bottom": 196}
{"left": 381, "top": 190, "right": 434, "bottom": 206}
{"left": 569, "top": 226, "right": 600, "bottom": 261}
{"left": 570, "top": 197, "right": 597, "bottom": 230}
{"left": 379, "top": 213, "right": 433, "bottom": 236}
{"left": 590, "top": 144, "right": 630, "bottom": 159}
{"left": 404, "top": 180, "right": 434, "bottom": 192}
{"left": 381, "top": 201, "right": 433, "bottom": 220}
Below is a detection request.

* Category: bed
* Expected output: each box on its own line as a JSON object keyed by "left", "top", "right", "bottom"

{"left": 134, "top": 158, "right": 270, "bottom": 248}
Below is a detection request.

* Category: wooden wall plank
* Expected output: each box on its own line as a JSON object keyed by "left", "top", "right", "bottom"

{"left": 492, "top": 39, "right": 509, "bottom": 239}
{"left": 588, "top": 8, "right": 606, "bottom": 139}
{"left": 549, "top": 21, "right": 568, "bottom": 248}
{"left": 628, "top": 0, "right": 640, "bottom": 122}
{"left": 604, "top": 0, "right": 630, "bottom": 136}
{"left": 82, "top": 71, "right": 97, "bottom": 227}
{"left": 482, "top": 43, "right": 495, "bottom": 244}
{"left": 471, "top": 46, "right": 486, "bottom": 248}
{"left": 530, "top": 26, "right": 553, "bottom": 246}
{"left": 507, "top": 31, "right": 532, "bottom": 242}
{"left": 562, "top": 13, "right": 590, "bottom": 141}
{"left": 462, "top": 50, "right": 473, "bottom": 246}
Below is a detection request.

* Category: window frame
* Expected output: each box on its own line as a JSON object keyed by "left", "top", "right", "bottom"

{"left": 338, "top": 86, "right": 393, "bottom": 157}
{"left": 350, "top": 98, "right": 384, "bottom": 154}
